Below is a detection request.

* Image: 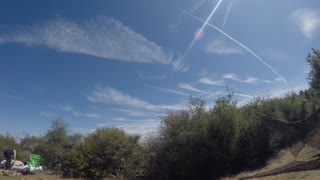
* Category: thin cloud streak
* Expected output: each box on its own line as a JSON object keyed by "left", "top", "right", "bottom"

{"left": 62, "top": 105, "right": 101, "bottom": 118}
{"left": 88, "top": 85, "right": 186, "bottom": 111}
{"left": 112, "top": 108, "right": 147, "bottom": 117}
{"left": 205, "top": 39, "right": 242, "bottom": 55}
{"left": 235, "top": 93, "right": 253, "bottom": 99}
{"left": 178, "top": 83, "right": 208, "bottom": 94}
{"left": 148, "top": 85, "right": 190, "bottom": 96}
{"left": 183, "top": 10, "right": 287, "bottom": 84}
{"left": 222, "top": 73, "right": 271, "bottom": 84}
{"left": 0, "top": 16, "right": 186, "bottom": 71}
{"left": 237, "top": 83, "right": 308, "bottom": 106}
{"left": 223, "top": 73, "right": 238, "bottom": 81}
{"left": 199, "top": 77, "right": 224, "bottom": 86}
{"left": 40, "top": 111, "right": 55, "bottom": 118}
{"left": 98, "top": 118, "right": 161, "bottom": 136}
{"left": 205, "top": 91, "right": 224, "bottom": 99}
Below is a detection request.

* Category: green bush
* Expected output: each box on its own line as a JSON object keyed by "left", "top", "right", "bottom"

{"left": 68, "top": 127, "right": 142, "bottom": 179}
{"left": 143, "top": 96, "right": 271, "bottom": 179}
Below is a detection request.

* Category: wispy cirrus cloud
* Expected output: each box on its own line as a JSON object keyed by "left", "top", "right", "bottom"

{"left": 98, "top": 118, "right": 161, "bottom": 136}
{"left": 40, "top": 111, "right": 55, "bottom": 118}
{"left": 199, "top": 69, "right": 209, "bottom": 76}
{"left": 178, "top": 83, "right": 208, "bottom": 94}
{"left": 205, "top": 91, "right": 224, "bottom": 100}
{"left": 0, "top": 16, "right": 187, "bottom": 71}
{"left": 71, "top": 128, "right": 96, "bottom": 135}
{"left": 88, "top": 85, "right": 186, "bottom": 111}
{"left": 148, "top": 85, "right": 190, "bottom": 96}
{"left": 112, "top": 108, "right": 148, "bottom": 117}
{"left": 199, "top": 77, "right": 224, "bottom": 86}
{"left": 267, "top": 84, "right": 308, "bottom": 99}
{"left": 222, "top": 73, "right": 238, "bottom": 81}
{"left": 222, "top": 73, "right": 271, "bottom": 84}
{"left": 190, "top": 0, "right": 209, "bottom": 12}
{"left": 205, "top": 39, "right": 243, "bottom": 55}
{"left": 235, "top": 93, "right": 254, "bottom": 99}
{"left": 242, "top": 76, "right": 271, "bottom": 84}
{"left": 291, "top": 8, "right": 320, "bottom": 39}
{"left": 61, "top": 105, "right": 101, "bottom": 118}
{"left": 237, "top": 83, "right": 308, "bottom": 106}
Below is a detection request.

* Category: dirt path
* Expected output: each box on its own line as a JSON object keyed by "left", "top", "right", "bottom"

{"left": 0, "top": 170, "right": 79, "bottom": 180}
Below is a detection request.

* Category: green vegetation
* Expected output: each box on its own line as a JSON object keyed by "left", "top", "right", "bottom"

{"left": 1, "top": 49, "right": 320, "bottom": 179}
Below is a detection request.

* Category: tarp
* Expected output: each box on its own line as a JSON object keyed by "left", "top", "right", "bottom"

{"left": 29, "top": 154, "right": 41, "bottom": 168}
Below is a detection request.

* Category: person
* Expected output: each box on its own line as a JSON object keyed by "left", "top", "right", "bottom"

{"left": 2, "top": 149, "right": 16, "bottom": 170}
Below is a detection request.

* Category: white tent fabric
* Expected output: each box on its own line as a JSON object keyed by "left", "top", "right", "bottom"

{"left": 1, "top": 160, "right": 42, "bottom": 174}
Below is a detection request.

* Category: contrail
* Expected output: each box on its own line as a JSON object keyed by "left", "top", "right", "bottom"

{"left": 221, "top": 2, "right": 232, "bottom": 29}
{"left": 180, "top": 0, "right": 224, "bottom": 61}
{"left": 183, "top": 10, "right": 287, "bottom": 84}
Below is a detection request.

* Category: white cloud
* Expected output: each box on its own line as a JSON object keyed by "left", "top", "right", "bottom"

{"left": 267, "top": 84, "right": 308, "bottom": 99}
{"left": 237, "top": 83, "right": 308, "bottom": 106}
{"left": 242, "top": 76, "right": 271, "bottom": 84}
{"left": 199, "top": 69, "right": 209, "bottom": 76}
{"left": 71, "top": 128, "right": 95, "bottom": 135}
{"left": 235, "top": 93, "right": 253, "bottom": 99}
{"left": 112, "top": 117, "right": 128, "bottom": 121}
{"left": 205, "top": 39, "right": 243, "bottom": 55}
{"left": 190, "top": 0, "right": 207, "bottom": 12}
{"left": 199, "top": 77, "right": 224, "bottom": 86}
{"left": 88, "top": 85, "right": 186, "bottom": 111}
{"left": 62, "top": 105, "right": 73, "bottom": 112}
{"left": 112, "top": 108, "right": 147, "bottom": 117}
{"left": 0, "top": 16, "right": 186, "bottom": 71}
{"left": 205, "top": 91, "right": 224, "bottom": 99}
{"left": 148, "top": 85, "right": 190, "bottom": 96}
{"left": 88, "top": 86, "right": 155, "bottom": 110}
{"left": 171, "top": 59, "right": 189, "bottom": 72}
{"left": 222, "top": 73, "right": 239, "bottom": 81}
{"left": 222, "top": 73, "right": 271, "bottom": 84}
{"left": 292, "top": 8, "right": 320, "bottom": 39}
{"left": 40, "top": 111, "right": 55, "bottom": 118}
{"left": 98, "top": 118, "right": 161, "bottom": 136}
{"left": 178, "top": 83, "right": 208, "bottom": 94}
{"left": 61, "top": 104, "right": 101, "bottom": 118}
{"left": 73, "top": 112, "right": 101, "bottom": 118}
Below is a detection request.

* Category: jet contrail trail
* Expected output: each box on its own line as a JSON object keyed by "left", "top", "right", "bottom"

{"left": 183, "top": 10, "right": 287, "bottom": 84}
{"left": 180, "top": 0, "right": 224, "bottom": 61}
{"left": 221, "top": 2, "right": 232, "bottom": 29}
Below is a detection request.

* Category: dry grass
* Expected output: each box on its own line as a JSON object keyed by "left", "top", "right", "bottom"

{"left": 222, "top": 144, "right": 320, "bottom": 180}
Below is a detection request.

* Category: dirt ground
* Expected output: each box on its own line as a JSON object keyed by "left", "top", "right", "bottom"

{"left": 0, "top": 170, "right": 77, "bottom": 180}
{"left": 0, "top": 170, "right": 118, "bottom": 180}
{"left": 222, "top": 145, "right": 320, "bottom": 180}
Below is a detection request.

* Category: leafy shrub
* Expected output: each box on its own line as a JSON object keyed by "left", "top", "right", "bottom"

{"left": 68, "top": 127, "right": 142, "bottom": 179}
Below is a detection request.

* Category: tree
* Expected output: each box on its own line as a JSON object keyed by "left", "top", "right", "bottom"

{"left": 307, "top": 49, "right": 320, "bottom": 92}
{"left": 73, "top": 127, "right": 142, "bottom": 179}
{"left": 43, "top": 118, "right": 69, "bottom": 168}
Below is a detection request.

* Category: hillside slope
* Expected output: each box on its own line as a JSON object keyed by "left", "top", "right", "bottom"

{"left": 223, "top": 110, "right": 320, "bottom": 180}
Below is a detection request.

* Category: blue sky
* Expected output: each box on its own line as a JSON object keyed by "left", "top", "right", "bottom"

{"left": 0, "top": 0, "right": 319, "bottom": 136}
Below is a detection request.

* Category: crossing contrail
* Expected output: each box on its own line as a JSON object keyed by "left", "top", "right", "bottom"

{"left": 183, "top": 10, "right": 287, "bottom": 84}
{"left": 180, "top": 0, "right": 224, "bottom": 62}
{"left": 221, "top": 2, "right": 232, "bottom": 29}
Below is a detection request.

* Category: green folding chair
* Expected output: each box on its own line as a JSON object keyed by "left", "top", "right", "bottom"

{"left": 29, "top": 154, "right": 41, "bottom": 167}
